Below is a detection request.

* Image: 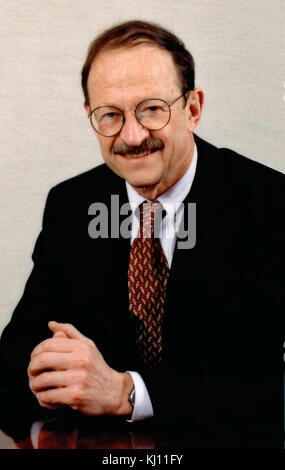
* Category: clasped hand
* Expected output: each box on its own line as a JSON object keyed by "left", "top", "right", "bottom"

{"left": 28, "top": 321, "right": 132, "bottom": 416}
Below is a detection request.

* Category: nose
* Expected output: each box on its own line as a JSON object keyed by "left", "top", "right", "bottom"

{"left": 119, "top": 110, "right": 150, "bottom": 146}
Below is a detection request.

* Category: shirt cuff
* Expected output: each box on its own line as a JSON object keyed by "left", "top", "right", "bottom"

{"left": 30, "top": 420, "right": 45, "bottom": 448}
{"left": 126, "top": 370, "right": 154, "bottom": 422}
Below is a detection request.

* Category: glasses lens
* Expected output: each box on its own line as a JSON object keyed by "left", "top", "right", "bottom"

{"left": 136, "top": 99, "right": 170, "bottom": 130}
{"left": 91, "top": 106, "right": 123, "bottom": 136}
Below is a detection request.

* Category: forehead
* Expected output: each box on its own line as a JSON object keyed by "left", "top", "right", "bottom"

{"left": 87, "top": 44, "right": 181, "bottom": 106}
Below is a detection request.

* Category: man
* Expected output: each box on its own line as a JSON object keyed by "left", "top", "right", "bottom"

{"left": 0, "top": 20, "right": 284, "bottom": 448}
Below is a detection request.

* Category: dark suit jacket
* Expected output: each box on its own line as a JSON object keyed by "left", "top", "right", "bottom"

{"left": 0, "top": 135, "right": 284, "bottom": 448}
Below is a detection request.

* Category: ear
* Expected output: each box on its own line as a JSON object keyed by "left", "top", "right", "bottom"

{"left": 186, "top": 88, "right": 204, "bottom": 132}
{"left": 84, "top": 102, "right": 91, "bottom": 117}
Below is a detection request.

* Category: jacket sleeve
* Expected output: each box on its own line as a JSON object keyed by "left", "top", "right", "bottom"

{"left": 0, "top": 188, "right": 61, "bottom": 433}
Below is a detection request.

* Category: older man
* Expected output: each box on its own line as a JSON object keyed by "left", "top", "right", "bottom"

{"left": 0, "top": 20, "right": 284, "bottom": 448}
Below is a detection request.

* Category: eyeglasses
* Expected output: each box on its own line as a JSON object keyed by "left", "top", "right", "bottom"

{"left": 88, "top": 91, "right": 190, "bottom": 137}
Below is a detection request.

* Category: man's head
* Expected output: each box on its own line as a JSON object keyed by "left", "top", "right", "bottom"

{"left": 82, "top": 20, "right": 204, "bottom": 199}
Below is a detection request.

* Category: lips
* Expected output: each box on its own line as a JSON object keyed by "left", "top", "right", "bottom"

{"left": 121, "top": 150, "right": 155, "bottom": 159}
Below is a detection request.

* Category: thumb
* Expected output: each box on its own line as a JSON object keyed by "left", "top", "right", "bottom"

{"left": 48, "top": 321, "right": 93, "bottom": 344}
{"left": 53, "top": 331, "right": 68, "bottom": 338}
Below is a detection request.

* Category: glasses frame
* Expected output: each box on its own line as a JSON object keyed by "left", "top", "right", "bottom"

{"left": 88, "top": 91, "right": 191, "bottom": 137}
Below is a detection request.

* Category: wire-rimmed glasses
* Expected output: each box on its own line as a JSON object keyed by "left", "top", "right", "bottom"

{"left": 88, "top": 91, "right": 190, "bottom": 137}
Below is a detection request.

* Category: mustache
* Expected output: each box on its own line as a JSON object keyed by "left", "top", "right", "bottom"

{"left": 112, "top": 138, "right": 164, "bottom": 156}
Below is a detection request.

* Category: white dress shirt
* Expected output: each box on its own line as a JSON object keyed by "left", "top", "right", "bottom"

{"left": 126, "top": 144, "right": 197, "bottom": 421}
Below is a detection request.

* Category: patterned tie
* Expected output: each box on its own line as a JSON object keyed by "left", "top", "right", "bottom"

{"left": 128, "top": 202, "right": 170, "bottom": 366}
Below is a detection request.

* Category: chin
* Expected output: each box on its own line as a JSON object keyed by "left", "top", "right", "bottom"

{"left": 127, "top": 177, "right": 159, "bottom": 190}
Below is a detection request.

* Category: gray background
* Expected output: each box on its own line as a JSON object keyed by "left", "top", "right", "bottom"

{"left": 1, "top": 0, "right": 285, "bottom": 335}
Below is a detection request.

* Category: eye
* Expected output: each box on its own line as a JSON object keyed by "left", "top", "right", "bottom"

{"left": 99, "top": 111, "right": 120, "bottom": 122}
{"left": 145, "top": 105, "right": 161, "bottom": 112}
{"left": 93, "top": 106, "right": 123, "bottom": 124}
{"left": 147, "top": 106, "right": 159, "bottom": 112}
{"left": 140, "top": 105, "right": 165, "bottom": 116}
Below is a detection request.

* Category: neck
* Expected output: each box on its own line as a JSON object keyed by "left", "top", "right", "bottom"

{"left": 132, "top": 183, "right": 172, "bottom": 201}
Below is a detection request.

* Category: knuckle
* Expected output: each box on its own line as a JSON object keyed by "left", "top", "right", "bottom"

{"left": 39, "top": 373, "right": 49, "bottom": 388}
{"left": 29, "top": 380, "right": 36, "bottom": 393}
{"left": 38, "top": 355, "right": 46, "bottom": 368}
{"left": 71, "top": 385, "right": 83, "bottom": 404}
{"left": 75, "top": 354, "right": 90, "bottom": 370}
{"left": 30, "top": 350, "right": 37, "bottom": 361}
{"left": 28, "top": 360, "right": 36, "bottom": 377}
{"left": 87, "top": 338, "right": 95, "bottom": 347}
{"left": 41, "top": 340, "right": 51, "bottom": 352}
{"left": 30, "top": 378, "right": 38, "bottom": 392}
{"left": 42, "top": 390, "right": 54, "bottom": 404}
{"left": 38, "top": 340, "right": 46, "bottom": 351}
{"left": 33, "top": 340, "right": 46, "bottom": 355}
{"left": 80, "top": 358, "right": 89, "bottom": 370}
{"left": 75, "top": 370, "right": 86, "bottom": 384}
{"left": 65, "top": 323, "right": 73, "bottom": 332}
{"left": 79, "top": 341, "right": 89, "bottom": 353}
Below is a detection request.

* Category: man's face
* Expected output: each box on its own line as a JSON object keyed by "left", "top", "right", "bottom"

{"left": 86, "top": 44, "right": 202, "bottom": 199}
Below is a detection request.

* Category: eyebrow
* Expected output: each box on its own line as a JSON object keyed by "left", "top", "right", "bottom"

{"left": 91, "top": 96, "right": 170, "bottom": 110}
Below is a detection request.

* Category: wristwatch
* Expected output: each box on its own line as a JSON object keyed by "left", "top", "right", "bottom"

{"left": 128, "top": 387, "right": 136, "bottom": 410}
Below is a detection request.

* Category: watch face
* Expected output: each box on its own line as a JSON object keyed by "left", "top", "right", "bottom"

{"left": 128, "top": 388, "right": 135, "bottom": 407}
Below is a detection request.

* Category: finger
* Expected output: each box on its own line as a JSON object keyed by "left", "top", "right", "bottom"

{"left": 48, "top": 321, "right": 92, "bottom": 344}
{"left": 30, "top": 370, "right": 73, "bottom": 393}
{"left": 53, "top": 331, "right": 68, "bottom": 338}
{"left": 36, "top": 387, "right": 74, "bottom": 408}
{"left": 37, "top": 401, "right": 62, "bottom": 410}
{"left": 28, "top": 352, "right": 71, "bottom": 378}
{"left": 31, "top": 338, "right": 74, "bottom": 359}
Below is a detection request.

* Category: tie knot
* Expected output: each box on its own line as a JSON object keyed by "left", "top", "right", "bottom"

{"left": 139, "top": 201, "right": 163, "bottom": 238}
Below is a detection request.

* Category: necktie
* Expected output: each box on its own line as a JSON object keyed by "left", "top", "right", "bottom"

{"left": 128, "top": 202, "right": 170, "bottom": 366}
